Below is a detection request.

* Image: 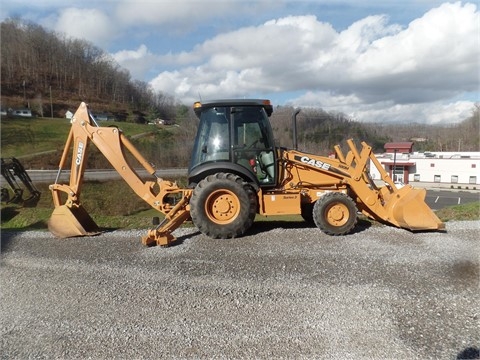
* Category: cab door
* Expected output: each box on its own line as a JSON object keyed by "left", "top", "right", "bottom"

{"left": 231, "top": 106, "right": 276, "bottom": 185}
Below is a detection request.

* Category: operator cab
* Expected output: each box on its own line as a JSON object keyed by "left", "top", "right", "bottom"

{"left": 189, "top": 99, "right": 276, "bottom": 187}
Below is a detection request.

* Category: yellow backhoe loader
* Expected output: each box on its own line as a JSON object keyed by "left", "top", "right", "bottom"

{"left": 48, "top": 100, "right": 444, "bottom": 246}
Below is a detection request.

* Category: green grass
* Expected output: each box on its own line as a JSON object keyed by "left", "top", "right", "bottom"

{"left": 436, "top": 201, "right": 480, "bottom": 222}
{"left": 0, "top": 117, "right": 163, "bottom": 158}
{"left": 1, "top": 118, "right": 70, "bottom": 157}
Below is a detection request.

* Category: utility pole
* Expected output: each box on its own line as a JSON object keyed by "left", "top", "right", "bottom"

{"left": 393, "top": 149, "right": 397, "bottom": 182}
{"left": 50, "top": 86, "right": 53, "bottom": 118}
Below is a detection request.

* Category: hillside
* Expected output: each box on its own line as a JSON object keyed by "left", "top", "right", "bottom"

{"left": 1, "top": 17, "right": 478, "bottom": 166}
{"left": 268, "top": 105, "right": 479, "bottom": 154}
{"left": 0, "top": 19, "right": 175, "bottom": 121}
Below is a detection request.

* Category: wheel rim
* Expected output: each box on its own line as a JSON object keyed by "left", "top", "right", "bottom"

{"left": 325, "top": 203, "right": 350, "bottom": 227}
{"left": 204, "top": 189, "right": 240, "bottom": 224}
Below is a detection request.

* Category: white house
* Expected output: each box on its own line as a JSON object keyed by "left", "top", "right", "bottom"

{"left": 370, "top": 142, "right": 480, "bottom": 189}
{"left": 12, "top": 109, "right": 32, "bottom": 117}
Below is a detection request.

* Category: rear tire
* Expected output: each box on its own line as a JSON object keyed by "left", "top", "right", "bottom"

{"left": 313, "top": 192, "right": 357, "bottom": 235}
{"left": 190, "top": 173, "right": 257, "bottom": 239}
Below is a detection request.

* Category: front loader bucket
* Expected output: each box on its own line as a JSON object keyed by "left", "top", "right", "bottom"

{"left": 385, "top": 186, "right": 445, "bottom": 231}
{"left": 48, "top": 204, "right": 100, "bottom": 238}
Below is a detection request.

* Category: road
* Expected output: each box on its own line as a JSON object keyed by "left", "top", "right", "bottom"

{"left": 426, "top": 189, "right": 480, "bottom": 210}
{"left": 25, "top": 168, "right": 188, "bottom": 183}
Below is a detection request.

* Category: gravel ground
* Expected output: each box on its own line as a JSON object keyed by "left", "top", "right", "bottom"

{"left": 1, "top": 220, "right": 479, "bottom": 359}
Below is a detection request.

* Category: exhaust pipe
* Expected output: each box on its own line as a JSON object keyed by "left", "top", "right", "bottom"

{"left": 292, "top": 108, "right": 301, "bottom": 150}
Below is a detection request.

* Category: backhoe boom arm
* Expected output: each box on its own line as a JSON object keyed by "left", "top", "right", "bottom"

{"left": 48, "top": 102, "right": 191, "bottom": 246}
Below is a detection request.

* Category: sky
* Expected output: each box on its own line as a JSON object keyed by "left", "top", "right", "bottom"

{"left": 1, "top": 0, "right": 479, "bottom": 125}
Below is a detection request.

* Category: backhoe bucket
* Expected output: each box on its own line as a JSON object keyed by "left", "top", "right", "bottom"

{"left": 48, "top": 204, "right": 100, "bottom": 238}
{"left": 385, "top": 186, "right": 445, "bottom": 231}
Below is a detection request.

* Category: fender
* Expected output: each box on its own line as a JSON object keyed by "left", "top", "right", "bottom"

{"left": 188, "top": 161, "right": 260, "bottom": 190}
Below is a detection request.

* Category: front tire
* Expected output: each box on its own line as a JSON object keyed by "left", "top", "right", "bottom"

{"left": 313, "top": 192, "right": 357, "bottom": 235}
{"left": 190, "top": 173, "right": 257, "bottom": 239}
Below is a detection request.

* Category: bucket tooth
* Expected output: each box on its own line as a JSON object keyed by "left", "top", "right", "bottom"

{"left": 48, "top": 204, "right": 100, "bottom": 238}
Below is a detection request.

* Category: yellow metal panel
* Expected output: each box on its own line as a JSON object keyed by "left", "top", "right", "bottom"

{"left": 261, "top": 193, "right": 301, "bottom": 215}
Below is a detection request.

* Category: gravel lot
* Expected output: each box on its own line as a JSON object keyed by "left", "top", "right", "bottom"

{"left": 1, "top": 221, "right": 479, "bottom": 359}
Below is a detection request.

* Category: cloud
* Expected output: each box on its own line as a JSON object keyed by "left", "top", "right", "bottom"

{"left": 114, "top": 0, "right": 282, "bottom": 34}
{"left": 147, "top": 2, "right": 479, "bottom": 124}
{"left": 349, "top": 3, "right": 479, "bottom": 99}
{"left": 111, "top": 45, "right": 159, "bottom": 80}
{"left": 115, "top": 0, "right": 230, "bottom": 26}
{"left": 149, "top": 14, "right": 339, "bottom": 98}
{"left": 54, "top": 7, "right": 118, "bottom": 47}
{"left": 291, "top": 91, "right": 474, "bottom": 125}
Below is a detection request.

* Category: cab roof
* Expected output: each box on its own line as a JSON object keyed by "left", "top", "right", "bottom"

{"left": 193, "top": 99, "right": 273, "bottom": 117}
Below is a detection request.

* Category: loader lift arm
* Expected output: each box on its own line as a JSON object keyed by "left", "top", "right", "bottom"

{"left": 48, "top": 102, "right": 191, "bottom": 246}
{"left": 1, "top": 157, "right": 41, "bottom": 207}
{"left": 338, "top": 139, "right": 444, "bottom": 230}
{"left": 284, "top": 139, "right": 444, "bottom": 231}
